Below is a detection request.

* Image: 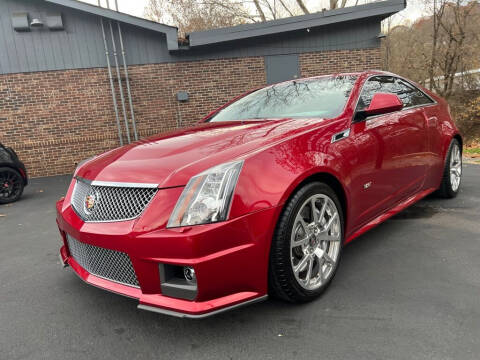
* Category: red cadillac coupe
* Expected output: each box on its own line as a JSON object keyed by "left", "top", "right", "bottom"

{"left": 57, "top": 71, "right": 462, "bottom": 318}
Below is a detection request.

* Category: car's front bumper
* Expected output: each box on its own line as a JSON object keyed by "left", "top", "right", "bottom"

{"left": 56, "top": 189, "right": 278, "bottom": 318}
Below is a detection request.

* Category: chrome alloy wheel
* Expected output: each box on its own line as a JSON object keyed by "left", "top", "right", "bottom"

{"left": 290, "top": 194, "right": 341, "bottom": 290}
{"left": 450, "top": 143, "right": 462, "bottom": 192}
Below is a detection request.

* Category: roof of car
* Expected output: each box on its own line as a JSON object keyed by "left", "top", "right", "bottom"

{"left": 270, "top": 70, "right": 394, "bottom": 85}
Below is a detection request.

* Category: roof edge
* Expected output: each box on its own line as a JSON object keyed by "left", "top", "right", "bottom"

{"left": 44, "top": 0, "right": 179, "bottom": 50}
{"left": 187, "top": 0, "right": 406, "bottom": 48}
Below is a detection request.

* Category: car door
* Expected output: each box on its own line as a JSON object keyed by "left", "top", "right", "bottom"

{"left": 348, "top": 76, "right": 429, "bottom": 229}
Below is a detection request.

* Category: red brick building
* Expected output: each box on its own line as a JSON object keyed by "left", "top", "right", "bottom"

{"left": 0, "top": 0, "right": 405, "bottom": 177}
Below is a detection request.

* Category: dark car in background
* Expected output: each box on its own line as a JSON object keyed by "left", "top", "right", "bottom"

{"left": 0, "top": 143, "right": 28, "bottom": 204}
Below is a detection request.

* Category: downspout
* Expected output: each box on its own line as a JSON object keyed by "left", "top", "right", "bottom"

{"left": 109, "top": 20, "right": 131, "bottom": 144}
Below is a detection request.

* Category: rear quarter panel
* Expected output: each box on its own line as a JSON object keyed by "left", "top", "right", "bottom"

{"left": 422, "top": 92, "right": 461, "bottom": 189}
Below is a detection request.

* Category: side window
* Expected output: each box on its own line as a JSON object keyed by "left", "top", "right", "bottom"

{"left": 356, "top": 76, "right": 396, "bottom": 111}
{"left": 388, "top": 80, "right": 414, "bottom": 108}
{"left": 357, "top": 76, "right": 434, "bottom": 112}
{"left": 394, "top": 79, "right": 434, "bottom": 107}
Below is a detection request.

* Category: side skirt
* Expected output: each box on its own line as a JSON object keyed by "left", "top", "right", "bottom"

{"left": 345, "top": 187, "right": 437, "bottom": 244}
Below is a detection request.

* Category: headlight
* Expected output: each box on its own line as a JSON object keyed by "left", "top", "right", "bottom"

{"left": 167, "top": 160, "right": 243, "bottom": 228}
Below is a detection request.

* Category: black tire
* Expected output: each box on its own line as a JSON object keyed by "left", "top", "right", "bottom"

{"left": 437, "top": 139, "right": 462, "bottom": 199}
{"left": 0, "top": 167, "right": 24, "bottom": 204}
{"left": 269, "top": 182, "right": 344, "bottom": 303}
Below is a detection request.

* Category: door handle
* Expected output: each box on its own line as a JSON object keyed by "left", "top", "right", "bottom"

{"left": 331, "top": 129, "right": 350, "bottom": 143}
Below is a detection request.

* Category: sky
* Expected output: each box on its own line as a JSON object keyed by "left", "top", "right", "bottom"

{"left": 81, "top": 0, "right": 426, "bottom": 25}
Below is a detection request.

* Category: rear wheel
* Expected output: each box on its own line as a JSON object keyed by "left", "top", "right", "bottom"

{"left": 437, "top": 139, "right": 462, "bottom": 198}
{"left": 0, "top": 167, "right": 24, "bottom": 204}
{"left": 269, "top": 182, "right": 343, "bottom": 302}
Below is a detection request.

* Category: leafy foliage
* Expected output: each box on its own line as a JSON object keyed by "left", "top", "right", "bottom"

{"left": 144, "top": 0, "right": 369, "bottom": 36}
{"left": 383, "top": 0, "right": 480, "bottom": 142}
{"left": 452, "top": 93, "right": 480, "bottom": 144}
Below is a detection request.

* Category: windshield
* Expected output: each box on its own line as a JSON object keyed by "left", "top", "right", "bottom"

{"left": 208, "top": 75, "right": 358, "bottom": 122}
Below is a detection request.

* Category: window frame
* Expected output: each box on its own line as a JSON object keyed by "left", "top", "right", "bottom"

{"left": 353, "top": 74, "right": 437, "bottom": 123}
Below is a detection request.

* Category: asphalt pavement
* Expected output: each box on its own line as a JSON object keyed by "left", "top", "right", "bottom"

{"left": 1, "top": 164, "right": 479, "bottom": 360}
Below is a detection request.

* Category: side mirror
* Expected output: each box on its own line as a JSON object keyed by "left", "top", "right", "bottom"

{"left": 365, "top": 93, "right": 403, "bottom": 116}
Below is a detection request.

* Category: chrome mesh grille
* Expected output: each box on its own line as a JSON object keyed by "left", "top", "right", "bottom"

{"left": 71, "top": 178, "right": 158, "bottom": 222}
{"left": 66, "top": 235, "right": 139, "bottom": 287}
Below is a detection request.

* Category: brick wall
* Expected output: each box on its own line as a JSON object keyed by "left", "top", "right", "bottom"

{"left": 0, "top": 48, "right": 380, "bottom": 178}
{"left": 0, "top": 58, "right": 265, "bottom": 177}
{"left": 127, "top": 57, "right": 266, "bottom": 138}
{"left": 300, "top": 48, "right": 381, "bottom": 77}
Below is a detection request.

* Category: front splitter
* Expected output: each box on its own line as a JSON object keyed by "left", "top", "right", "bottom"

{"left": 138, "top": 295, "right": 268, "bottom": 319}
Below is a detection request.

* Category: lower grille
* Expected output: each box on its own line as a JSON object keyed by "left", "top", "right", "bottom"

{"left": 66, "top": 235, "right": 139, "bottom": 288}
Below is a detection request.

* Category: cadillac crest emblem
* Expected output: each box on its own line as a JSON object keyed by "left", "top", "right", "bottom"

{"left": 84, "top": 193, "right": 97, "bottom": 214}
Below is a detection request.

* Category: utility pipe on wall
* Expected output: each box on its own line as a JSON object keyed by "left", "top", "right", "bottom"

{"left": 98, "top": 0, "right": 137, "bottom": 143}
{"left": 112, "top": 0, "right": 138, "bottom": 141}
{"left": 100, "top": 16, "right": 123, "bottom": 146}
{"left": 117, "top": 22, "right": 139, "bottom": 141}
{"left": 109, "top": 20, "right": 131, "bottom": 144}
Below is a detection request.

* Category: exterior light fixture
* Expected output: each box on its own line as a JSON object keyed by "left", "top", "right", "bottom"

{"left": 183, "top": 267, "right": 196, "bottom": 284}
{"left": 30, "top": 18, "right": 44, "bottom": 28}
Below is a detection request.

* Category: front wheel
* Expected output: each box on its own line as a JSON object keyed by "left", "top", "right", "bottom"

{"left": 0, "top": 167, "right": 25, "bottom": 204}
{"left": 269, "top": 182, "right": 344, "bottom": 303}
{"left": 437, "top": 139, "right": 462, "bottom": 198}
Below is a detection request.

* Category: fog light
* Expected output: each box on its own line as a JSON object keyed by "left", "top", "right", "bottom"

{"left": 183, "top": 266, "right": 196, "bottom": 284}
{"left": 159, "top": 263, "right": 198, "bottom": 300}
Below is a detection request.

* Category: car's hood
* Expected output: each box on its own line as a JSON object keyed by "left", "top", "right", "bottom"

{"left": 77, "top": 118, "right": 325, "bottom": 188}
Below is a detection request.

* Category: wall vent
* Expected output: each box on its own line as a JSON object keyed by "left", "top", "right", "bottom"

{"left": 46, "top": 14, "right": 64, "bottom": 31}
{"left": 12, "top": 13, "right": 30, "bottom": 32}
